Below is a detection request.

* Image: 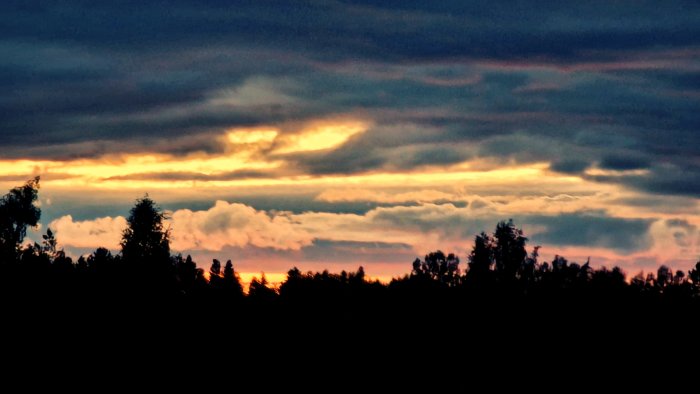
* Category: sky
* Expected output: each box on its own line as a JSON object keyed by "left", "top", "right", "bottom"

{"left": 2, "top": 1, "right": 699, "bottom": 281}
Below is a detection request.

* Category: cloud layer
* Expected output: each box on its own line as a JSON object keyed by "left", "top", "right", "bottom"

{"left": 47, "top": 199, "right": 698, "bottom": 277}
{"left": 171, "top": 201, "right": 313, "bottom": 251}
{"left": 4, "top": 2, "right": 700, "bottom": 276}
{"left": 1, "top": 1, "right": 699, "bottom": 197}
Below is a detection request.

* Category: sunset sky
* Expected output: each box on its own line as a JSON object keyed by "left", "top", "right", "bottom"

{"left": 2, "top": 1, "right": 699, "bottom": 280}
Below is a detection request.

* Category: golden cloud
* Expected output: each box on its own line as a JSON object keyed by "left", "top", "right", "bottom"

{"left": 50, "top": 215, "right": 127, "bottom": 249}
{"left": 170, "top": 201, "right": 313, "bottom": 251}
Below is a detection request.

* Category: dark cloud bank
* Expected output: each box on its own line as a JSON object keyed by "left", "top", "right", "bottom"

{"left": 2, "top": 1, "right": 700, "bottom": 197}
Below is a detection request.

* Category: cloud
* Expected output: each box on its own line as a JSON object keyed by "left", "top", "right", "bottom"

{"left": 171, "top": 201, "right": 313, "bottom": 251}
{"left": 104, "top": 169, "right": 287, "bottom": 182}
{"left": 550, "top": 159, "right": 590, "bottom": 174}
{"left": 209, "top": 77, "right": 301, "bottom": 108}
{"left": 642, "top": 219, "right": 700, "bottom": 267}
{"left": 587, "top": 163, "right": 700, "bottom": 198}
{"left": 49, "top": 201, "right": 314, "bottom": 252}
{"left": 49, "top": 215, "right": 127, "bottom": 249}
{"left": 47, "top": 196, "right": 696, "bottom": 274}
{"left": 524, "top": 213, "right": 653, "bottom": 253}
{"left": 272, "top": 120, "right": 368, "bottom": 154}
{"left": 4, "top": 1, "right": 700, "bottom": 278}
{"left": 599, "top": 155, "right": 651, "bottom": 171}
{"left": 3, "top": 4, "right": 700, "bottom": 198}
{"left": 316, "top": 188, "right": 459, "bottom": 204}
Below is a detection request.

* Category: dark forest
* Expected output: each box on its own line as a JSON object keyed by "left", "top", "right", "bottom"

{"left": 2, "top": 177, "right": 699, "bottom": 380}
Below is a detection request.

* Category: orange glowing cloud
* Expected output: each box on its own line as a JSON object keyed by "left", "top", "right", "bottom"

{"left": 50, "top": 215, "right": 127, "bottom": 249}
{"left": 316, "top": 188, "right": 459, "bottom": 204}
{"left": 0, "top": 118, "right": 373, "bottom": 191}
{"left": 272, "top": 119, "right": 368, "bottom": 153}
{"left": 170, "top": 201, "right": 313, "bottom": 251}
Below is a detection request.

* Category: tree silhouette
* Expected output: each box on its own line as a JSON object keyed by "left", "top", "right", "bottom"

{"left": 689, "top": 261, "right": 700, "bottom": 288}
{"left": 249, "top": 273, "right": 276, "bottom": 303}
{"left": 52, "top": 250, "right": 73, "bottom": 275}
{"left": 121, "top": 196, "right": 170, "bottom": 263}
{"left": 493, "top": 219, "right": 527, "bottom": 282}
{"left": 41, "top": 228, "right": 58, "bottom": 258}
{"left": 87, "top": 247, "right": 115, "bottom": 274}
{"left": 120, "top": 196, "right": 172, "bottom": 291}
{"left": 673, "top": 270, "right": 685, "bottom": 286}
{"left": 657, "top": 265, "right": 672, "bottom": 290}
{"left": 175, "top": 254, "right": 198, "bottom": 294}
{"left": 210, "top": 259, "right": 222, "bottom": 290}
{"left": 411, "top": 251, "right": 460, "bottom": 287}
{"left": 467, "top": 232, "right": 493, "bottom": 284}
{"left": 0, "top": 177, "right": 41, "bottom": 263}
{"left": 519, "top": 245, "right": 540, "bottom": 286}
{"left": 2, "top": 177, "right": 700, "bottom": 343}
{"left": 222, "top": 260, "right": 243, "bottom": 299}
{"left": 350, "top": 266, "right": 365, "bottom": 285}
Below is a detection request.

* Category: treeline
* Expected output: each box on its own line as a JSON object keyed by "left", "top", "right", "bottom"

{"left": 2, "top": 177, "right": 700, "bottom": 314}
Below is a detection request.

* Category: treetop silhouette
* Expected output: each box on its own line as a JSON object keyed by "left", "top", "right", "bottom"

{"left": 0, "top": 177, "right": 41, "bottom": 262}
{"left": 121, "top": 195, "right": 170, "bottom": 265}
{"left": 0, "top": 178, "right": 699, "bottom": 321}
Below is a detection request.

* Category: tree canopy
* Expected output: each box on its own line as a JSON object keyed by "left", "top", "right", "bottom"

{"left": 121, "top": 196, "right": 170, "bottom": 265}
{"left": 0, "top": 178, "right": 699, "bottom": 335}
{"left": 0, "top": 177, "right": 41, "bottom": 262}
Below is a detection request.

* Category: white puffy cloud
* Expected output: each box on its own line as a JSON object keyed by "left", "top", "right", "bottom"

{"left": 47, "top": 199, "right": 698, "bottom": 273}
{"left": 49, "top": 215, "right": 127, "bottom": 249}
{"left": 170, "top": 201, "right": 313, "bottom": 251}
{"left": 49, "top": 201, "right": 313, "bottom": 253}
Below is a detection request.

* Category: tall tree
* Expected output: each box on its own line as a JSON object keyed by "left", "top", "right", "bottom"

{"left": 467, "top": 232, "right": 494, "bottom": 282}
{"left": 222, "top": 260, "right": 244, "bottom": 298}
{"left": 210, "top": 259, "right": 222, "bottom": 290}
{"left": 689, "top": 261, "right": 700, "bottom": 288}
{"left": 175, "top": 254, "right": 198, "bottom": 293}
{"left": 493, "top": 220, "right": 527, "bottom": 281}
{"left": 120, "top": 196, "right": 172, "bottom": 289}
{"left": 121, "top": 196, "right": 170, "bottom": 264}
{"left": 657, "top": 265, "right": 672, "bottom": 289}
{"left": 41, "top": 228, "right": 58, "bottom": 258}
{"left": 0, "top": 177, "right": 41, "bottom": 263}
